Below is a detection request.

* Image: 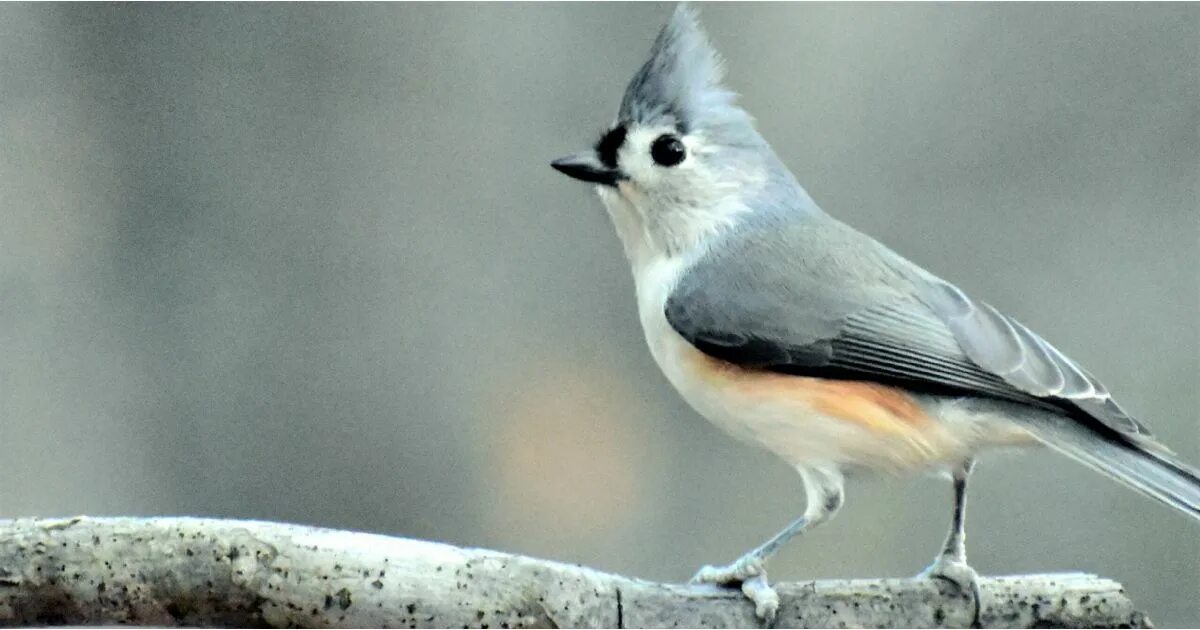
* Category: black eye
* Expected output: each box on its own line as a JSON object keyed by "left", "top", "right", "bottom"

{"left": 650, "top": 134, "right": 686, "bottom": 167}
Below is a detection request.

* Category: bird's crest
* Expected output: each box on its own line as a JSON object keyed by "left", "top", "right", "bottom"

{"left": 619, "top": 5, "right": 752, "bottom": 138}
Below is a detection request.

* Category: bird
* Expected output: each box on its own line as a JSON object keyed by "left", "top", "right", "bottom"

{"left": 550, "top": 4, "right": 1200, "bottom": 623}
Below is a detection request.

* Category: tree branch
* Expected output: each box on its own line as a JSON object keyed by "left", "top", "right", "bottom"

{"left": 0, "top": 517, "right": 1149, "bottom": 628}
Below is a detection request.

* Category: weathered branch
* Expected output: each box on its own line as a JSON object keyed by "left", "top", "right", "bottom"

{"left": 0, "top": 517, "right": 1148, "bottom": 628}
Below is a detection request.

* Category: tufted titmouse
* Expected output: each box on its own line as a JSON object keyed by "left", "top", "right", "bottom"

{"left": 551, "top": 5, "right": 1199, "bottom": 622}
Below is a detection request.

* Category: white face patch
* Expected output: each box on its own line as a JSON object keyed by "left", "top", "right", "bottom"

{"left": 600, "top": 123, "right": 756, "bottom": 259}
{"left": 618, "top": 125, "right": 689, "bottom": 190}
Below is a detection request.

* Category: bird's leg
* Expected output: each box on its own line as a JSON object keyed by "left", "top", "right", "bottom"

{"left": 919, "top": 458, "right": 982, "bottom": 627}
{"left": 690, "top": 467, "right": 844, "bottom": 622}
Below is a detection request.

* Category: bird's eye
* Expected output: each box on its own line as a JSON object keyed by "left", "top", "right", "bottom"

{"left": 650, "top": 134, "right": 686, "bottom": 167}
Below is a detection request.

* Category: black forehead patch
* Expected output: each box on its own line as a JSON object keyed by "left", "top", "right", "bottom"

{"left": 594, "top": 125, "right": 627, "bottom": 169}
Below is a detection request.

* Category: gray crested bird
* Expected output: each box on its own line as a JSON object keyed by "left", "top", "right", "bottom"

{"left": 551, "top": 5, "right": 1200, "bottom": 623}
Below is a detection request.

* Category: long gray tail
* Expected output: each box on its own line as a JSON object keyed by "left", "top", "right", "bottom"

{"left": 1019, "top": 415, "right": 1200, "bottom": 520}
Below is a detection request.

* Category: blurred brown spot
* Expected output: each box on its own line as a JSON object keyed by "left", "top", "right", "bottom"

{"left": 477, "top": 360, "right": 653, "bottom": 553}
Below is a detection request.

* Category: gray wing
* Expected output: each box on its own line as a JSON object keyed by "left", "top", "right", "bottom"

{"left": 664, "top": 222, "right": 1150, "bottom": 440}
{"left": 918, "top": 277, "right": 1147, "bottom": 436}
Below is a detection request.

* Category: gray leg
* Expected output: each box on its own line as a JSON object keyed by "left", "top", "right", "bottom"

{"left": 690, "top": 466, "right": 844, "bottom": 622}
{"left": 920, "top": 459, "right": 982, "bottom": 626}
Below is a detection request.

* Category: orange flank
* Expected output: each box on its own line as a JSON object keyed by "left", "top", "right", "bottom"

{"left": 687, "top": 349, "right": 934, "bottom": 435}
{"left": 797, "top": 379, "right": 934, "bottom": 433}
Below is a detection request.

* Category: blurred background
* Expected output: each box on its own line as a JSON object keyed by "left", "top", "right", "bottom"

{"left": 1, "top": 3, "right": 1196, "bottom": 626}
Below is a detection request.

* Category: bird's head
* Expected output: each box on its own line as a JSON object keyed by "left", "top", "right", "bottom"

{"left": 553, "top": 5, "right": 799, "bottom": 260}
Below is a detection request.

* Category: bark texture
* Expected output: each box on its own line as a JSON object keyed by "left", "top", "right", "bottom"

{"left": 0, "top": 517, "right": 1150, "bottom": 628}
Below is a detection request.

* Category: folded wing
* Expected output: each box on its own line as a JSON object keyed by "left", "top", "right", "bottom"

{"left": 664, "top": 237, "right": 1150, "bottom": 443}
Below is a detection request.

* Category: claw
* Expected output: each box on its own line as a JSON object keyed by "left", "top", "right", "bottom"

{"left": 690, "top": 556, "right": 778, "bottom": 622}
{"left": 920, "top": 556, "right": 982, "bottom": 627}
{"left": 741, "top": 573, "right": 780, "bottom": 622}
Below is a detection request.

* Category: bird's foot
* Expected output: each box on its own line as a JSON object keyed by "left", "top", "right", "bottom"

{"left": 919, "top": 554, "right": 982, "bottom": 628}
{"left": 690, "top": 553, "right": 764, "bottom": 584}
{"left": 690, "top": 555, "right": 780, "bottom": 622}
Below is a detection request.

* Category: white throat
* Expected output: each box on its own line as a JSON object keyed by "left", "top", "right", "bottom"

{"left": 595, "top": 182, "right": 746, "bottom": 271}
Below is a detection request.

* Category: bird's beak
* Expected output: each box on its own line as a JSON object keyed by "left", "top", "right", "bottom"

{"left": 551, "top": 153, "right": 626, "bottom": 187}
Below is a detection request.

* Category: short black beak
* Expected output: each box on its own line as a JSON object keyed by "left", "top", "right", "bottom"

{"left": 551, "top": 154, "right": 626, "bottom": 187}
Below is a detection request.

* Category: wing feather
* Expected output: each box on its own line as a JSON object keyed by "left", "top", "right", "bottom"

{"left": 919, "top": 276, "right": 1149, "bottom": 436}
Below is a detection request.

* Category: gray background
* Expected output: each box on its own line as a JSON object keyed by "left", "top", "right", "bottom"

{"left": 1, "top": 2, "right": 1197, "bottom": 626}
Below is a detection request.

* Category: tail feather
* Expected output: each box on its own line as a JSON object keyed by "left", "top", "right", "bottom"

{"left": 1019, "top": 415, "right": 1200, "bottom": 520}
